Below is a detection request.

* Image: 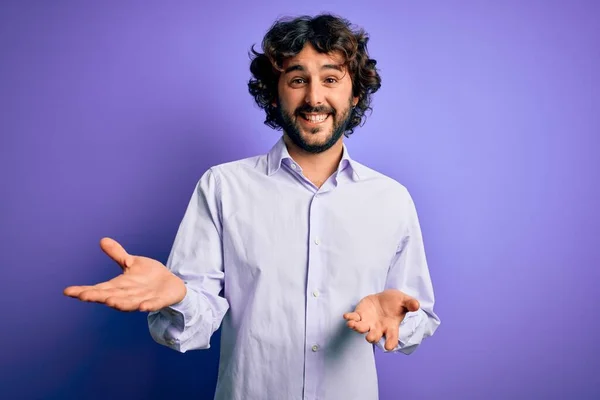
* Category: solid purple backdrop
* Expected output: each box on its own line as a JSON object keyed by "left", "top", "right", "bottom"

{"left": 1, "top": 1, "right": 599, "bottom": 399}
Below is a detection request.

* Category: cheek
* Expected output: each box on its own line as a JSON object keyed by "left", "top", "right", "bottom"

{"left": 330, "top": 89, "right": 354, "bottom": 112}
{"left": 278, "top": 86, "right": 306, "bottom": 109}
{"left": 285, "top": 91, "right": 304, "bottom": 104}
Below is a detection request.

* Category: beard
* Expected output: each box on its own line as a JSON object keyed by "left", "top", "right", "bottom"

{"left": 276, "top": 97, "right": 354, "bottom": 154}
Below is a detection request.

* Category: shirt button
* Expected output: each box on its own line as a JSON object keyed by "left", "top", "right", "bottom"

{"left": 166, "top": 339, "right": 175, "bottom": 345}
{"left": 312, "top": 290, "right": 320, "bottom": 298}
{"left": 312, "top": 345, "right": 319, "bottom": 352}
{"left": 290, "top": 163, "right": 297, "bottom": 169}
{"left": 314, "top": 237, "right": 321, "bottom": 245}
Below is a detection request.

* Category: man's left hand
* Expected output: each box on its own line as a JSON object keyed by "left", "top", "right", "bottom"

{"left": 343, "top": 289, "right": 420, "bottom": 351}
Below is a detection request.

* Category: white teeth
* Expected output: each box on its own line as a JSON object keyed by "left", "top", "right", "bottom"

{"left": 306, "top": 114, "right": 327, "bottom": 123}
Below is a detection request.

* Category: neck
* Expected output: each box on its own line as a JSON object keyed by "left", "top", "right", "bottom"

{"left": 283, "top": 134, "right": 344, "bottom": 187}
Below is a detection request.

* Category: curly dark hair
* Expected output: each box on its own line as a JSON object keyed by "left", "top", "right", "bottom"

{"left": 248, "top": 14, "right": 382, "bottom": 137}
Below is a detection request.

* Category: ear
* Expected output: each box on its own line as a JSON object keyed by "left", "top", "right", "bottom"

{"left": 352, "top": 96, "right": 359, "bottom": 108}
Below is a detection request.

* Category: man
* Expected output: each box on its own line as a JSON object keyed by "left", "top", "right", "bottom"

{"left": 65, "top": 13, "right": 440, "bottom": 400}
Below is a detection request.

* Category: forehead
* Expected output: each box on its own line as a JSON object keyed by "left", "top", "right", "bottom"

{"left": 281, "top": 44, "right": 345, "bottom": 70}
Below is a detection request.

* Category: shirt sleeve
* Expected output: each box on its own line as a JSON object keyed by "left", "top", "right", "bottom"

{"left": 147, "top": 168, "right": 229, "bottom": 353}
{"left": 376, "top": 188, "right": 441, "bottom": 355}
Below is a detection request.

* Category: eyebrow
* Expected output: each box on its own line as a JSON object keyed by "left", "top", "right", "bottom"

{"left": 283, "top": 64, "right": 344, "bottom": 74}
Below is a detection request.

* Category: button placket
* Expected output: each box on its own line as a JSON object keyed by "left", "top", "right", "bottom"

{"left": 303, "top": 191, "right": 324, "bottom": 398}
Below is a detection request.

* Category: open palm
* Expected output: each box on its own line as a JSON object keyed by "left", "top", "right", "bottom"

{"left": 63, "top": 237, "right": 186, "bottom": 312}
{"left": 343, "top": 289, "right": 420, "bottom": 351}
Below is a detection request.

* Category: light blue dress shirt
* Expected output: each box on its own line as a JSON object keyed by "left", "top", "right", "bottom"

{"left": 148, "top": 137, "right": 440, "bottom": 400}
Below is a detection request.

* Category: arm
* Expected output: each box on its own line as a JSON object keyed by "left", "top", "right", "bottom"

{"left": 147, "top": 168, "right": 229, "bottom": 353}
{"left": 376, "top": 190, "right": 440, "bottom": 355}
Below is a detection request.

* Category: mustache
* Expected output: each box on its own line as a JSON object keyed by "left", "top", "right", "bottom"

{"left": 295, "top": 105, "right": 336, "bottom": 115}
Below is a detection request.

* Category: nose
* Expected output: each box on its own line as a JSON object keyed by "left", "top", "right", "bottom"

{"left": 305, "top": 81, "right": 324, "bottom": 107}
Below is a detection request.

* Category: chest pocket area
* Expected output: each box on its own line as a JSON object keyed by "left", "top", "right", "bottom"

{"left": 319, "top": 206, "right": 400, "bottom": 286}
{"left": 222, "top": 205, "right": 310, "bottom": 286}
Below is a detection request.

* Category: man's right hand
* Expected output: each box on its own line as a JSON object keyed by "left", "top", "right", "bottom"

{"left": 64, "top": 237, "right": 186, "bottom": 312}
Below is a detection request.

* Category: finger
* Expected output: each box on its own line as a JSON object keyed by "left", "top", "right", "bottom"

{"left": 105, "top": 295, "right": 145, "bottom": 312}
{"left": 343, "top": 312, "right": 361, "bottom": 322}
{"left": 404, "top": 297, "right": 420, "bottom": 312}
{"left": 63, "top": 276, "right": 133, "bottom": 297}
{"left": 365, "top": 324, "right": 384, "bottom": 343}
{"left": 64, "top": 283, "right": 118, "bottom": 297}
{"left": 78, "top": 287, "right": 148, "bottom": 303}
{"left": 64, "top": 285, "right": 91, "bottom": 297}
{"left": 384, "top": 324, "right": 399, "bottom": 351}
{"left": 99, "top": 237, "right": 135, "bottom": 269}
{"left": 139, "top": 297, "right": 167, "bottom": 312}
{"left": 76, "top": 288, "right": 124, "bottom": 303}
{"left": 347, "top": 319, "right": 371, "bottom": 334}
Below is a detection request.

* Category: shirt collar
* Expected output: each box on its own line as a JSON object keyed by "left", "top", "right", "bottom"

{"left": 266, "top": 136, "right": 360, "bottom": 182}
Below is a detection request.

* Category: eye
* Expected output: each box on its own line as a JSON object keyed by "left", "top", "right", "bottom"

{"left": 290, "top": 78, "right": 307, "bottom": 85}
{"left": 324, "top": 77, "right": 339, "bottom": 84}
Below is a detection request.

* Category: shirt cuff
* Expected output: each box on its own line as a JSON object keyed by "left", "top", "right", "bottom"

{"left": 163, "top": 284, "right": 199, "bottom": 330}
{"left": 398, "top": 310, "right": 420, "bottom": 344}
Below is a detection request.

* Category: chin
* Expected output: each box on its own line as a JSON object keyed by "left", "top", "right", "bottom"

{"left": 301, "top": 132, "right": 331, "bottom": 144}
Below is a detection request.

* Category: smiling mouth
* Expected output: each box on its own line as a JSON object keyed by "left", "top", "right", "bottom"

{"left": 300, "top": 113, "right": 330, "bottom": 124}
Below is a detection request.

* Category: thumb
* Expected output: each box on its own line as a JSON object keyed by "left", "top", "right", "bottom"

{"left": 99, "top": 237, "right": 134, "bottom": 269}
{"left": 404, "top": 297, "right": 420, "bottom": 312}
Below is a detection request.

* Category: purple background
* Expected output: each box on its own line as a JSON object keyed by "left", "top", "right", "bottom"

{"left": 2, "top": 1, "right": 599, "bottom": 399}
